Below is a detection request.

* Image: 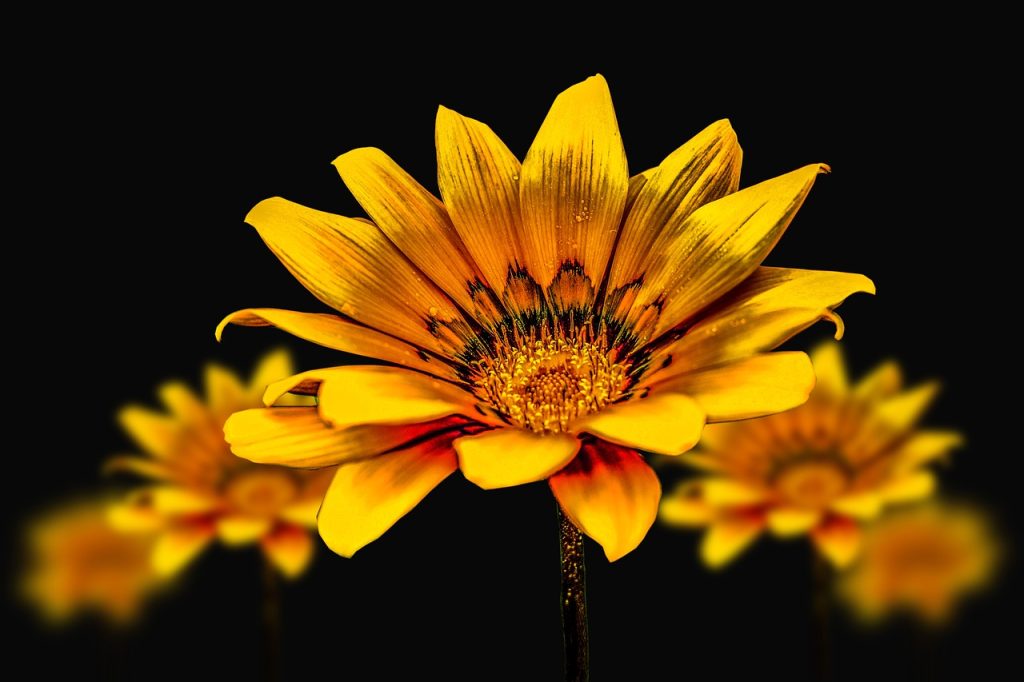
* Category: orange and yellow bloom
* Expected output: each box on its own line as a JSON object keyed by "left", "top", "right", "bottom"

{"left": 222, "top": 75, "right": 872, "bottom": 561}
{"left": 109, "top": 351, "right": 332, "bottom": 578}
{"left": 839, "top": 502, "right": 1000, "bottom": 625}
{"left": 661, "top": 342, "right": 960, "bottom": 568}
{"left": 21, "top": 498, "right": 166, "bottom": 625}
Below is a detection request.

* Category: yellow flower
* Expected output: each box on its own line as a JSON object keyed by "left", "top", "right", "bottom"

{"left": 839, "top": 502, "right": 1000, "bottom": 625}
{"left": 109, "top": 350, "right": 332, "bottom": 578}
{"left": 661, "top": 341, "right": 959, "bottom": 568}
{"left": 221, "top": 75, "right": 872, "bottom": 561}
{"left": 21, "top": 498, "right": 166, "bottom": 625}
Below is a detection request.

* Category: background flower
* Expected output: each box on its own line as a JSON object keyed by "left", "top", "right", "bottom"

{"left": 838, "top": 502, "right": 1000, "bottom": 624}
{"left": 109, "top": 351, "right": 333, "bottom": 578}
{"left": 661, "top": 341, "right": 960, "bottom": 567}
{"left": 20, "top": 498, "right": 166, "bottom": 625}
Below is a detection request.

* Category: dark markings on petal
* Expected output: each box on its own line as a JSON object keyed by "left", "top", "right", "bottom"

{"left": 547, "top": 260, "right": 596, "bottom": 320}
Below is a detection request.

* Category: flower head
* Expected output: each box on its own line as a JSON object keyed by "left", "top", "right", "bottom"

{"left": 661, "top": 342, "right": 959, "bottom": 567}
{"left": 109, "top": 351, "right": 332, "bottom": 578}
{"left": 839, "top": 502, "right": 1000, "bottom": 625}
{"left": 222, "top": 76, "right": 872, "bottom": 561}
{"left": 21, "top": 498, "right": 166, "bottom": 625}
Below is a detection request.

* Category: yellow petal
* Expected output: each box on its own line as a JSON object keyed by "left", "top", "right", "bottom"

{"left": 118, "top": 406, "right": 179, "bottom": 460}
{"left": 701, "top": 479, "right": 767, "bottom": 506}
{"left": 158, "top": 381, "right": 210, "bottom": 428}
{"left": 573, "top": 393, "right": 705, "bottom": 456}
{"left": 435, "top": 105, "right": 527, "bottom": 304}
{"left": 767, "top": 507, "right": 822, "bottom": 537}
{"left": 811, "top": 517, "right": 862, "bottom": 567}
{"left": 248, "top": 349, "right": 295, "bottom": 399}
{"left": 632, "top": 163, "right": 830, "bottom": 338}
{"left": 652, "top": 352, "right": 815, "bottom": 422}
{"left": 810, "top": 341, "right": 849, "bottom": 396}
{"left": 879, "top": 471, "right": 937, "bottom": 503}
{"left": 830, "top": 491, "right": 884, "bottom": 519}
{"left": 205, "top": 363, "right": 248, "bottom": 417}
{"left": 874, "top": 382, "right": 941, "bottom": 433}
{"left": 244, "top": 197, "right": 468, "bottom": 355}
{"left": 107, "top": 502, "right": 166, "bottom": 533}
{"left": 455, "top": 429, "right": 580, "bottom": 489}
{"left": 700, "top": 514, "right": 765, "bottom": 568}
{"left": 646, "top": 267, "right": 874, "bottom": 378}
{"left": 519, "top": 75, "right": 627, "bottom": 294}
{"left": 892, "top": 430, "right": 963, "bottom": 472}
{"left": 317, "top": 435, "right": 458, "bottom": 558}
{"left": 332, "top": 148, "right": 491, "bottom": 321}
{"left": 280, "top": 497, "right": 321, "bottom": 528}
{"left": 607, "top": 120, "right": 741, "bottom": 301}
{"left": 145, "top": 486, "right": 220, "bottom": 515}
{"left": 104, "top": 455, "right": 175, "bottom": 482}
{"left": 549, "top": 441, "right": 661, "bottom": 561}
{"left": 216, "top": 515, "right": 272, "bottom": 546}
{"left": 659, "top": 482, "right": 714, "bottom": 526}
{"left": 263, "top": 366, "right": 480, "bottom": 429}
{"left": 152, "top": 522, "right": 215, "bottom": 576}
{"left": 225, "top": 406, "right": 470, "bottom": 468}
{"left": 853, "top": 360, "right": 903, "bottom": 400}
{"left": 262, "top": 526, "right": 314, "bottom": 579}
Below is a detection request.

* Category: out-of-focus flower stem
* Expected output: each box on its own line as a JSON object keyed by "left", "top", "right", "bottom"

{"left": 262, "top": 556, "right": 282, "bottom": 682}
{"left": 813, "top": 552, "right": 834, "bottom": 681}
{"left": 558, "top": 503, "right": 589, "bottom": 682}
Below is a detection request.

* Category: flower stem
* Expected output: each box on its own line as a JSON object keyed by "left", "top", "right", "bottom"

{"left": 811, "top": 552, "right": 833, "bottom": 682}
{"left": 261, "top": 555, "right": 282, "bottom": 682}
{"left": 557, "top": 503, "right": 589, "bottom": 682}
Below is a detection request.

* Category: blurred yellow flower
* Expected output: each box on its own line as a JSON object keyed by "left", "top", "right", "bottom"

{"left": 661, "top": 341, "right": 959, "bottom": 568}
{"left": 21, "top": 498, "right": 165, "bottom": 625}
{"left": 109, "top": 351, "right": 332, "bottom": 578}
{"left": 220, "top": 75, "right": 871, "bottom": 561}
{"left": 839, "top": 502, "right": 999, "bottom": 625}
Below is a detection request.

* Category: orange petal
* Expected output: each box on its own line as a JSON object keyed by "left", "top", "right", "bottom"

{"left": 573, "top": 393, "right": 705, "bottom": 456}
{"left": 646, "top": 267, "right": 873, "bottom": 378}
{"left": 244, "top": 197, "right": 468, "bottom": 355}
{"left": 435, "top": 106, "right": 527, "bottom": 303}
{"left": 218, "top": 308, "right": 454, "bottom": 380}
{"left": 519, "top": 75, "right": 627, "bottom": 294}
{"left": 607, "top": 120, "right": 741, "bottom": 300}
{"left": 317, "top": 435, "right": 459, "bottom": 558}
{"left": 262, "top": 525, "right": 315, "bottom": 579}
{"left": 225, "top": 406, "right": 471, "bottom": 468}
{"left": 549, "top": 440, "right": 660, "bottom": 561}
{"left": 455, "top": 429, "right": 580, "bottom": 489}
{"left": 811, "top": 516, "right": 862, "bottom": 567}
{"left": 332, "top": 148, "right": 492, "bottom": 321}
{"left": 651, "top": 352, "right": 815, "bottom": 422}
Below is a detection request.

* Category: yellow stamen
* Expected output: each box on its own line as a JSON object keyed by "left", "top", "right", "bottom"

{"left": 474, "top": 336, "right": 628, "bottom": 433}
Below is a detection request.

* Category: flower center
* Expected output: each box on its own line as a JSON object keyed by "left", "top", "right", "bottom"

{"left": 473, "top": 337, "right": 628, "bottom": 434}
{"left": 774, "top": 459, "right": 850, "bottom": 508}
{"left": 225, "top": 469, "right": 299, "bottom": 517}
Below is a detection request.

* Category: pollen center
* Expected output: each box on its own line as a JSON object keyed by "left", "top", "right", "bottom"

{"left": 775, "top": 459, "right": 850, "bottom": 508}
{"left": 473, "top": 337, "right": 628, "bottom": 434}
{"left": 226, "top": 469, "right": 299, "bottom": 517}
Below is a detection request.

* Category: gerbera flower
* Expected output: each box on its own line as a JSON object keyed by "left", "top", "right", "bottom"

{"left": 108, "top": 350, "right": 332, "bottom": 578}
{"left": 661, "top": 341, "right": 959, "bottom": 567}
{"left": 21, "top": 498, "right": 166, "bottom": 625}
{"left": 838, "top": 502, "right": 1000, "bottom": 625}
{"left": 221, "top": 75, "right": 872, "bottom": 561}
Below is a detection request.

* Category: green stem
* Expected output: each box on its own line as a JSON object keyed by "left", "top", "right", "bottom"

{"left": 261, "top": 556, "right": 282, "bottom": 682}
{"left": 558, "top": 503, "right": 589, "bottom": 682}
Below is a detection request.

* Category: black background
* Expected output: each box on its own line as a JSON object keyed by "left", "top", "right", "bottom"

{"left": 7, "top": 33, "right": 1017, "bottom": 681}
